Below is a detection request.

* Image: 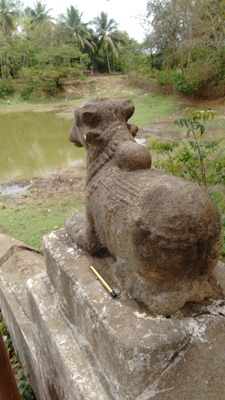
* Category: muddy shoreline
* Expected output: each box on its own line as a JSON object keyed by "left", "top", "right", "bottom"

{"left": 0, "top": 164, "right": 86, "bottom": 205}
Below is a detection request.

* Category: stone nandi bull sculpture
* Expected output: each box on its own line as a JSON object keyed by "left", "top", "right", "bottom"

{"left": 66, "top": 98, "right": 223, "bottom": 315}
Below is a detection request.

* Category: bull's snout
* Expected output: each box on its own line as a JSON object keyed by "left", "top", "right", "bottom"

{"left": 68, "top": 124, "right": 85, "bottom": 148}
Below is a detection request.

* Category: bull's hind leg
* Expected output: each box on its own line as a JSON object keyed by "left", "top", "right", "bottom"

{"left": 66, "top": 211, "right": 101, "bottom": 254}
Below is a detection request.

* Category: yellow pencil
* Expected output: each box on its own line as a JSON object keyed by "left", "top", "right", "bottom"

{"left": 90, "top": 265, "right": 117, "bottom": 298}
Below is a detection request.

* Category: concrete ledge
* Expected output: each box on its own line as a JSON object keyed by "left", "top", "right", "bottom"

{"left": 27, "top": 272, "right": 111, "bottom": 400}
{"left": 0, "top": 234, "right": 46, "bottom": 398}
{"left": 43, "top": 229, "right": 225, "bottom": 400}
{"left": 1, "top": 231, "right": 225, "bottom": 399}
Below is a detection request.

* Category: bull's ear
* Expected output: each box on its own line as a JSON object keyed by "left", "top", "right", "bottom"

{"left": 86, "top": 129, "right": 101, "bottom": 144}
{"left": 121, "top": 99, "right": 135, "bottom": 121}
{"left": 127, "top": 123, "right": 138, "bottom": 137}
{"left": 82, "top": 106, "right": 101, "bottom": 128}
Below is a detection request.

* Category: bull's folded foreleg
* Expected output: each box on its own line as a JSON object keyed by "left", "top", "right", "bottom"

{"left": 66, "top": 211, "right": 101, "bottom": 254}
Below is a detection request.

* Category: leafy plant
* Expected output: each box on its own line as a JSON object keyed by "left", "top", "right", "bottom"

{"left": 149, "top": 108, "right": 225, "bottom": 259}
{"left": 20, "top": 83, "right": 35, "bottom": 100}
{"left": 0, "top": 313, "right": 8, "bottom": 336}
{"left": 174, "top": 108, "right": 225, "bottom": 189}
{"left": 16, "top": 367, "right": 36, "bottom": 400}
{"left": 0, "top": 310, "right": 36, "bottom": 399}
{"left": 0, "top": 78, "right": 15, "bottom": 98}
{"left": 156, "top": 69, "right": 173, "bottom": 89}
{"left": 42, "top": 79, "right": 61, "bottom": 96}
{"left": 173, "top": 71, "right": 198, "bottom": 96}
{"left": 150, "top": 108, "right": 224, "bottom": 191}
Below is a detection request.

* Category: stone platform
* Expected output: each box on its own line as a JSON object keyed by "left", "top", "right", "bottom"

{"left": 1, "top": 231, "right": 225, "bottom": 399}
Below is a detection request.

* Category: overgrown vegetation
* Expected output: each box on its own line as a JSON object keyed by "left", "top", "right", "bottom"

{"left": 0, "top": 1, "right": 133, "bottom": 99}
{"left": 0, "top": 310, "right": 36, "bottom": 399}
{"left": 149, "top": 108, "right": 225, "bottom": 258}
{"left": 1, "top": 1, "right": 225, "bottom": 99}
{"left": 142, "top": 0, "right": 225, "bottom": 98}
{"left": 0, "top": 72, "right": 224, "bottom": 398}
{"left": 0, "top": 77, "right": 15, "bottom": 98}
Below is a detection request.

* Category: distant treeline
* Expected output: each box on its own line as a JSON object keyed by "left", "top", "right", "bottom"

{"left": 1, "top": 0, "right": 225, "bottom": 99}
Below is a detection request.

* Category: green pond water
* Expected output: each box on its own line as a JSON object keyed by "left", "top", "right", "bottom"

{"left": 0, "top": 110, "right": 85, "bottom": 180}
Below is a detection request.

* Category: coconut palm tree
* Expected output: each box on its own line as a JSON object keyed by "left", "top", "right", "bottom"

{"left": 0, "top": 0, "right": 18, "bottom": 36}
{"left": 91, "top": 11, "right": 123, "bottom": 73}
{"left": 25, "top": 1, "right": 53, "bottom": 25}
{"left": 24, "top": 1, "right": 54, "bottom": 46}
{"left": 59, "top": 5, "right": 95, "bottom": 52}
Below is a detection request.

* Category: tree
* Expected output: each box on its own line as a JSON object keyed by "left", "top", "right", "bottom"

{"left": 19, "top": 44, "right": 88, "bottom": 96}
{"left": 91, "top": 11, "right": 124, "bottom": 73}
{"left": 24, "top": 1, "right": 54, "bottom": 48}
{"left": 116, "top": 37, "right": 150, "bottom": 74}
{"left": 24, "top": 1, "right": 53, "bottom": 25}
{"left": 144, "top": 0, "right": 225, "bottom": 94}
{"left": 144, "top": 0, "right": 194, "bottom": 67}
{"left": 0, "top": 0, "right": 18, "bottom": 36}
{"left": 58, "top": 6, "right": 95, "bottom": 53}
{"left": 145, "top": 0, "right": 225, "bottom": 63}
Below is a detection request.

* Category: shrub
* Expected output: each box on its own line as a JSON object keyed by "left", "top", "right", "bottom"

{"left": 42, "top": 79, "right": 63, "bottom": 96}
{"left": 149, "top": 108, "right": 225, "bottom": 259}
{"left": 0, "top": 78, "right": 15, "bottom": 98}
{"left": 173, "top": 72, "right": 198, "bottom": 96}
{"left": 20, "top": 83, "right": 35, "bottom": 100}
{"left": 150, "top": 108, "right": 224, "bottom": 190}
{"left": 156, "top": 69, "right": 173, "bottom": 87}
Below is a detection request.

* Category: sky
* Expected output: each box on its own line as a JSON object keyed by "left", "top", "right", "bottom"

{"left": 23, "top": 0, "right": 149, "bottom": 42}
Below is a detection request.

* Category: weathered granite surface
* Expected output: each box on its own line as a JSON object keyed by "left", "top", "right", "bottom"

{"left": 43, "top": 229, "right": 225, "bottom": 400}
{"left": 0, "top": 234, "right": 46, "bottom": 399}
{"left": 66, "top": 98, "right": 223, "bottom": 315}
{"left": 1, "top": 231, "right": 225, "bottom": 399}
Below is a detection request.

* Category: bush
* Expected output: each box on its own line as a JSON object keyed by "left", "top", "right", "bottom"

{"left": 148, "top": 108, "right": 225, "bottom": 259}
{"left": 173, "top": 72, "right": 198, "bottom": 96}
{"left": 20, "top": 83, "right": 35, "bottom": 100}
{"left": 156, "top": 69, "right": 173, "bottom": 87}
{"left": 155, "top": 69, "right": 174, "bottom": 93}
{"left": 127, "top": 72, "right": 159, "bottom": 92}
{"left": 150, "top": 108, "right": 224, "bottom": 190}
{"left": 0, "top": 78, "right": 15, "bottom": 98}
{"left": 42, "top": 79, "right": 63, "bottom": 96}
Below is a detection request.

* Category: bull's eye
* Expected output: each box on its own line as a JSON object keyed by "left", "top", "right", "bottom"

{"left": 82, "top": 109, "right": 101, "bottom": 128}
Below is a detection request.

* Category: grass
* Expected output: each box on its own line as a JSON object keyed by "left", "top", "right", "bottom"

{"left": 0, "top": 198, "right": 84, "bottom": 249}
{"left": 0, "top": 76, "right": 224, "bottom": 252}
{"left": 0, "top": 75, "right": 224, "bottom": 251}
{"left": 129, "top": 93, "right": 183, "bottom": 128}
{"left": 0, "top": 196, "right": 84, "bottom": 399}
{"left": 0, "top": 75, "right": 225, "bottom": 397}
{"left": 0, "top": 76, "right": 190, "bottom": 250}
{"left": 0, "top": 76, "right": 185, "bottom": 126}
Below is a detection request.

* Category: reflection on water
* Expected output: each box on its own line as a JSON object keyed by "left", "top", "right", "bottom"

{"left": 0, "top": 110, "right": 85, "bottom": 180}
